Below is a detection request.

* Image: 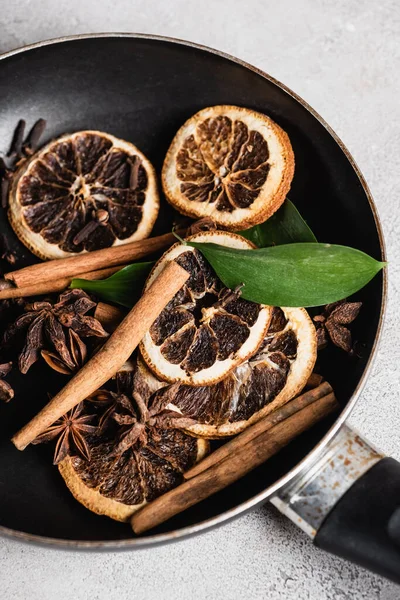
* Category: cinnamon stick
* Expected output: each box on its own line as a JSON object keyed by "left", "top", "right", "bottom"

{"left": 131, "top": 392, "right": 338, "bottom": 534}
{"left": 185, "top": 381, "right": 333, "bottom": 479}
{"left": 12, "top": 261, "right": 189, "bottom": 451}
{"left": 5, "top": 231, "right": 179, "bottom": 289}
{"left": 305, "top": 372, "right": 324, "bottom": 389}
{"left": 0, "top": 265, "right": 127, "bottom": 300}
{"left": 94, "top": 302, "right": 127, "bottom": 333}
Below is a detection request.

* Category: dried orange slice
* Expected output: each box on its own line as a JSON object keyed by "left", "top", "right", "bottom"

{"left": 58, "top": 367, "right": 208, "bottom": 522}
{"left": 152, "top": 306, "right": 317, "bottom": 437}
{"left": 140, "top": 231, "right": 273, "bottom": 386}
{"left": 59, "top": 434, "right": 208, "bottom": 522}
{"left": 9, "top": 131, "right": 159, "bottom": 259}
{"left": 162, "top": 105, "right": 294, "bottom": 230}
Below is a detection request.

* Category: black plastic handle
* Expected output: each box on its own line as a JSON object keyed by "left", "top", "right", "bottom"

{"left": 314, "top": 457, "right": 400, "bottom": 583}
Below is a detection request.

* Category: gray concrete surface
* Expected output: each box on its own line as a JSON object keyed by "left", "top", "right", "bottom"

{"left": 0, "top": 1, "right": 399, "bottom": 598}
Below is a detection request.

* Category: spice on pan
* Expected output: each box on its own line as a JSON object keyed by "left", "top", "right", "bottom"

{"left": 55, "top": 367, "right": 208, "bottom": 522}
{"left": 0, "top": 361, "right": 14, "bottom": 403}
{"left": 22, "top": 119, "right": 47, "bottom": 156}
{"left": 4, "top": 231, "right": 181, "bottom": 289}
{"left": 0, "top": 265, "right": 127, "bottom": 301}
{"left": 11, "top": 261, "right": 189, "bottom": 452}
{"left": 131, "top": 387, "right": 338, "bottom": 534}
{"left": 0, "top": 108, "right": 383, "bottom": 533}
{"left": 184, "top": 379, "right": 333, "bottom": 479}
{"left": 2, "top": 289, "right": 108, "bottom": 375}
{"left": 72, "top": 209, "right": 110, "bottom": 246}
{"left": 7, "top": 130, "right": 159, "bottom": 260}
{"left": 185, "top": 217, "right": 218, "bottom": 236}
{"left": 313, "top": 300, "right": 362, "bottom": 354}
{"left": 32, "top": 402, "right": 97, "bottom": 465}
{"left": 0, "top": 119, "right": 47, "bottom": 209}
{"left": 0, "top": 168, "right": 12, "bottom": 210}
{"left": 89, "top": 375, "right": 194, "bottom": 457}
{"left": 7, "top": 119, "right": 26, "bottom": 160}
{"left": 0, "top": 233, "right": 17, "bottom": 265}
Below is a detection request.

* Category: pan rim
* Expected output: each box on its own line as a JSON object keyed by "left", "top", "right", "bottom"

{"left": 0, "top": 31, "right": 388, "bottom": 550}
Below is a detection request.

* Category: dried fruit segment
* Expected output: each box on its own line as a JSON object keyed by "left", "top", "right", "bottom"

{"left": 8, "top": 131, "right": 159, "bottom": 259}
{"left": 149, "top": 306, "right": 317, "bottom": 437}
{"left": 140, "top": 231, "right": 273, "bottom": 386}
{"left": 162, "top": 105, "right": 294, "bottom": 230}
{"left": 57, "top": 367, "right": 208, "bottom": 522}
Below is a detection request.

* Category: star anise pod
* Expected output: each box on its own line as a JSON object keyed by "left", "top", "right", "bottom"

{"left": 32, "top": 402, "right": 98, "bottom": 465}
{"left": 0, "top": 361, "right": 13, "bottom": 403}
{"left": 93, "top": 371, "right": 194, "bottom": 457}
{"left": 313, "top": 300, "right": 362, "bottom": 354}
{"left": 2, "top": 289, "right": 108, "bottom": 374}
{"left": 41, "top": 329, "right": 88, "bottom": 375}
{"left": 85, "top": 369, "right": 139, "bottom": 433}
{"left": 87, "top": 388, "right": 122, "bottom": 434}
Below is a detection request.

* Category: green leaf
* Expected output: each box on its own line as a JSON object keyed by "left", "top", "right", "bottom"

{"left": 239, "top": 199, "right": 317, "bottom": 247}
{"left": 187, "top": 242, "right": 385, "bottom": 307}
{"left": 70, "top": 262, "right": 154, "bottom": 308}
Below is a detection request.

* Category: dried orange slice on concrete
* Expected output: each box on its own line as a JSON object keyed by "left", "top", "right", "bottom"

{"left": 162, "top": 105, "right": 294, "bottom": 230}
{"left": 140, "top": 231, "right": 273, "bottom": 386}
{"left": 151, "top": 306, "right": 317, "bottom": 437}
{"left": 9, "top": 131, "right": 159, "bottom": 259}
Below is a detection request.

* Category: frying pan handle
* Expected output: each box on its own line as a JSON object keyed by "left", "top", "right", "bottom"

{"left": 270, "top": 424, "right": 400, "bottom": 583}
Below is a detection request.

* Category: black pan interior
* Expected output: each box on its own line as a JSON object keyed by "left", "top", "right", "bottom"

{"left": 0, "top": 36, "right": 384, "bottom": 543}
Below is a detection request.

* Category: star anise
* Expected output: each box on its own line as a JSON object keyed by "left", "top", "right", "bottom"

{"left": 85, "top": 369, "right": 138, "bottom": 434}
{"left": 113, "top": 386, "right": 195, "bottom": 456}
{"left": 32, "top": 402, "right": 98, "bottom": 465}
{"left": 92, "top": 371, "right": 194, "bottom": 457}
{"left": 2, "top": 289, "right": 108, "bottom": 374}
{"left": 87, "top": 388, "right": 122, "bottom": 434}
{"left": 313, "top": 300, "right": 362, "bottom": 354}
{"left": 0, "top": 361, "right": 13, "bottom": 403}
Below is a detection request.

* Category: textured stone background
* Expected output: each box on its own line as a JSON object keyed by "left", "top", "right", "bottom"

{"left": 0, "top": 1, "right": 399, "bottom": 598}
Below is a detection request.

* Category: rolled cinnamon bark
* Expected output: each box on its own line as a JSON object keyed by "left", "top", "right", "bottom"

{"left": 185, "top": 381, "right": 333, "bottom": 479}
{"left": 5, "top": 231, "right": 180, "bottom": 289}
{"left": 94, "top": 302, "right": 127, "bottom": 333}
{"left": 131, "top": 392, "right": 338, "bottom": 534}
{"left": 0, "top": 265, "right": 127, "bottom": 300}
{"left": 12, "top": 261, "right": 189, "bottom": 451}
{"left": 305, "top": 372, "right": 324, "bottom": 389}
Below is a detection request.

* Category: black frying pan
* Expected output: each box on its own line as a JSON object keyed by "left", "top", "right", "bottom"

{"left": 0, "top": 34, "right": 397, "bottom": 582}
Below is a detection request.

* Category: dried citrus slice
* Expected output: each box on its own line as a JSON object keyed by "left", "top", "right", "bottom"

{"left": 58, "top": 367, "right": 208, "bottom": 522}
{"left": 140, "top": 231, "right": 273, "bottom": 386}
{"left": 162, "top": 105, "right": 294, "bottom": 230}
{"left": 9, "top": 131, "right": 159, "bottom": 259}
{"left": 152, "top": 306, "right": 317, "bottom": 437}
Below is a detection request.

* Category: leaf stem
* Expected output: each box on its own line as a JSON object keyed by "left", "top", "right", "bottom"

{"left": 172, "top": 229, "right": 187, "bottom": 244}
